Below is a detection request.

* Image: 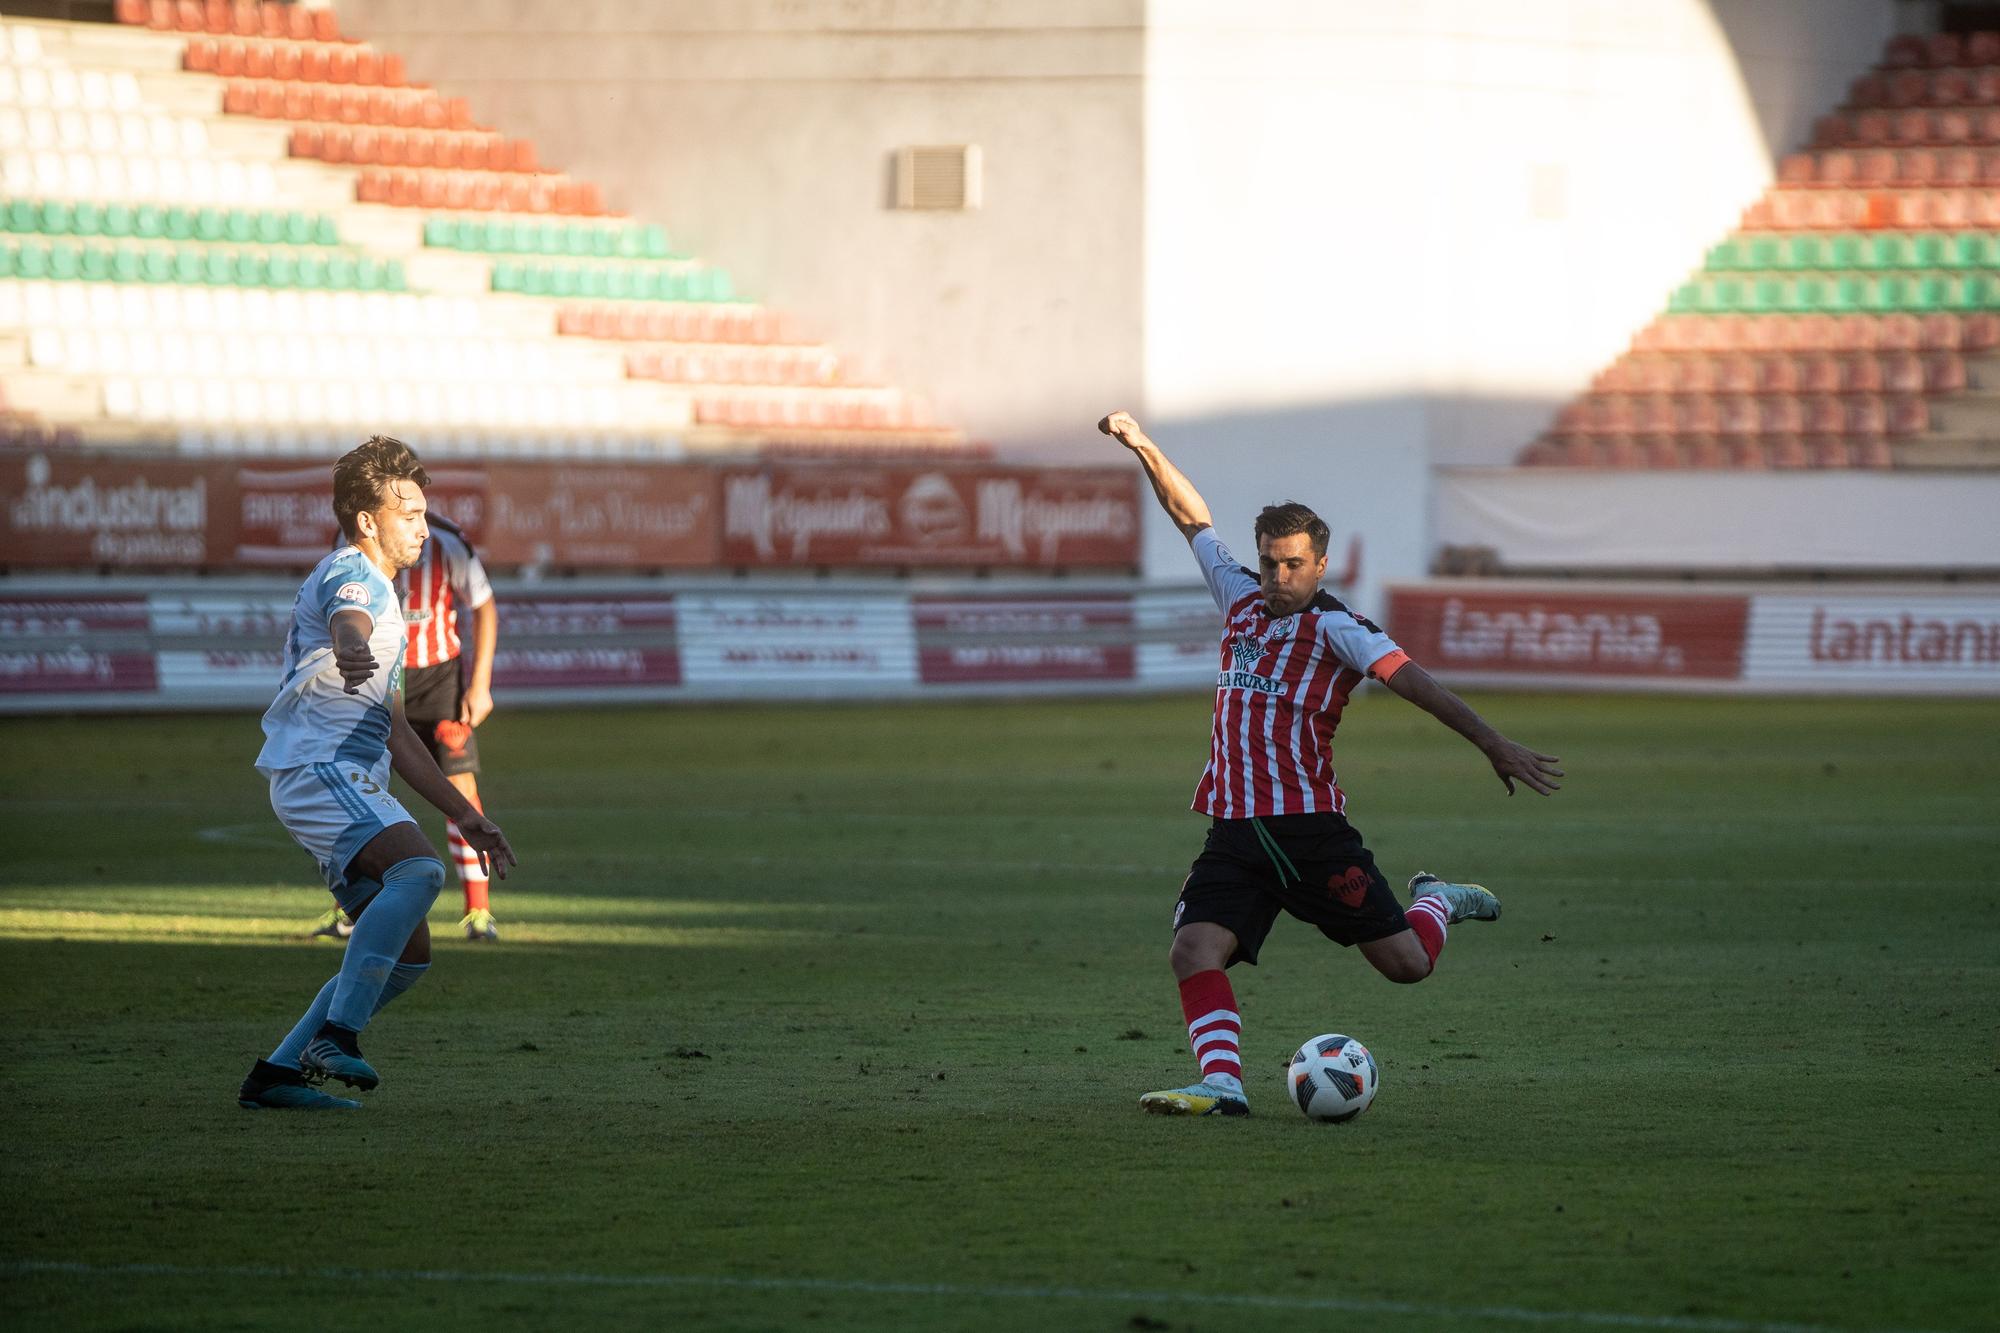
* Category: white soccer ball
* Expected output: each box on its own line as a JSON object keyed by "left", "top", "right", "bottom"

{"left": 1286, "top": 1033, "right": 1378, "bottom": 1122}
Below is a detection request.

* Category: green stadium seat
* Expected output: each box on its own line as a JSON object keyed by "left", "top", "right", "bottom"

{"left": 423, "top": 217, "right": 453, "bottom": 247}
{"left": 194, "top": 208, "right": 226, "bottom": 242}
{"left": 1827, "top": 275, "right": 1867, "bottom": 312}
{"left": 1779, "top": 235, "right": 1822, "bottom": 269}
{"left": 1744, "top": 236, "right": 1783, "bottom": 269}
{"left": 39, "top": 201, "right": 75, "bottom": 235}
{"left": 161, "top": 207, "right": 193, "bottom": 241}
{"left": 80, "top": 247, "right": 112, "bottom": 281}
{"left": 1863, "top": 235, "right": 1909, "bottom": 269}
{"left": 1910, "top": 234, "right": 1949, "bottom": 268}
{"left": 1825, "top": 233, "right": 1865, "bottom": 269}
{"left": 313, "top": 216, "right": 338, "bottom": 246}
{"left": 225, "top": 211, "right": 255, "bottom": 244}
{"left": 111, "top": 247, "right": 141, "bottom": 282}
{"left": 1865, "top": 275, "right": 1908, "bottom": 311}
{"left": 72, "top": 202, "right": 104, "bottom": 238}
{"left": 140, "top": 249, "right": 173, "bottom": 283}
{"left": 5, "top": 200, "right": 36, "bottom": 233}
{"left": 267, "top": 251, "right": 298, "bottom": 287}
{"left": 1945, "top": 233, "right": 1991, "bottom": 268}
{"left": 253, "top": 212, "right": 285, "bottom": 245}
{"left": 296, "top": 254, "right": 328, "bottom": 287}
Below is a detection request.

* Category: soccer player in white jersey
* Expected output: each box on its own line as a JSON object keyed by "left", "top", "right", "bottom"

{"left": 237, "top": 436, "right": 517, "bottom": 1111}
{"left": 1100, "top": 411, "right": 1562, "bottom": 1117}
{"left": 311, "top": 508, "right": 503, "bottom": 941}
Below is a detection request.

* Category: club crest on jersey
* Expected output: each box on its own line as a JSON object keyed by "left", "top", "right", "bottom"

{"left": 333, "top": 582, "right": 372, "bottom": 604}
{"left": 1231, "top": 621, "right": 1291, "bottom": 670}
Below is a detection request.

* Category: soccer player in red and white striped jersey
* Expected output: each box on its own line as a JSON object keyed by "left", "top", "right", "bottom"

{"left": 1101, "top": 412, "right": 1563, "bottom": 1117}
{"left": 398, "top": 513, "right": 502, "bottom": 940}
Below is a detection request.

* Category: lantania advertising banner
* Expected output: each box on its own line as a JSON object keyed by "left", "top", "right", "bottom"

{"left": 718, "top": 466, "right": 1139, "bottom": 567}
{"left": 1744, "top": 595, "right": 2000, "bottom": 691}
{"left": 1388, "top": 587, "right": 1750, "bottom": 681}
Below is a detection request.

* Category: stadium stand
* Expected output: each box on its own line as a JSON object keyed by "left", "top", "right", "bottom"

{"left": 1524, "top": 30, "right": 2000, "bottom": 471}
{"left": 0, "top": 5, "right": 958, "bottom": 458}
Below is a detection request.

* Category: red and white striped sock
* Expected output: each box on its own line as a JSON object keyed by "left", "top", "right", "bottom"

{"left": 1178, "top": 969, "right": 1243, "bottom": 1091}
{"left": 1404, "top": 893, "right": 1450, "bottom": 974}
{"left": 446, "top": 819, "right": 489, "bottom": 914}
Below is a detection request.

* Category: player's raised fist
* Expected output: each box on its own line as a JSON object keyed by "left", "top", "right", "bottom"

{"left": 1099, "top": 411, "right": 1145, "bottom": 446}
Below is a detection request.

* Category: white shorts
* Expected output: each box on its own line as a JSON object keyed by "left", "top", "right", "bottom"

{"left": 261, "top": 754, "right": 417, "bottom": 910}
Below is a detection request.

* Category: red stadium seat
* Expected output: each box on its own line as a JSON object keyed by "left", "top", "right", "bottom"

{"left": 1884, "top": 35, "right": 1927, "bottom": 69}
{"left": 1838, "top": 354, "right": 1882, "bottom": 394}
{"left": 1795, "top": 352, "right": 1840, "bottom": 394}
{"left": 1755, "top": 354, "right": 1799, "bottom": 394}
{"left": 1760, "top": 396, "right": 1806, "bottom": 436}
{"left": 1926, "top": 34, "right": 1964, "bottom": 67}
{"left": 1807, "top": 437, "right": 1854, "bottom": 468}
{"left": 1854, "top": 438, "right": 1896, "bottom": 468}
{"left": 1727, "top": 438, "right": 1768, "bottom": 469}
{"left": 1803, "top": 395, "right": 1847, "bottom": 435}
{"left": 1922, "top": 351, "right": 1967, "bottom": 391}
{"left": 1846, "top": 396, "right": 1889, "bottom": 437}
{"left": 1886, "top": 397, "right": 1930, "bottom": 435}
{"left": 1641, "top": 436, "right": 1683, "bottom": 469}
{"left": 1880, "top": 352, "right": 1925, "bottom": 394}
{"left": 1766, "top": 436, "right": 1810, "bottom": 468}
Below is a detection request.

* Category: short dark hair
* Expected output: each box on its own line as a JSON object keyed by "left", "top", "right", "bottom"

{"left": 1254, "top": 502, "right": 1329, "bottom": 558}
{"left": 332, "top": 435, "right": 429, "bottom": 539}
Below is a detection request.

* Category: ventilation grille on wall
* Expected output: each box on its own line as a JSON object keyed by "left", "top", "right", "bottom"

{"left": 893, "top": 145, "right": 982, "bottom": 211}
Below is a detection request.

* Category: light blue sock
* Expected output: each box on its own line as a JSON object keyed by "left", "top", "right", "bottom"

{"left": 328, "top": 856, "right": 445, "bottom": 1033}
{"left": 270, "top": 961, "right": 432, "bottom": 1069}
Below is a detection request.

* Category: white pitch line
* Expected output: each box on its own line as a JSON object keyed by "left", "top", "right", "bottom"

{"left": 0, "top": 1259, "right": 1953, "bottom": 1333}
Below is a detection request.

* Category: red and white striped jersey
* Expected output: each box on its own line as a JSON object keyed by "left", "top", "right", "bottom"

{"left": 1189, "top": 529, "right": 1410, "bottom": 819}
{"left": 398, "top": 516, "right": 493, "bottom": 669}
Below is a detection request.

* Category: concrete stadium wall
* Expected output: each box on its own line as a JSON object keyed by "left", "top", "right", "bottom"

{"left": 332, "top": 0, "right": 1149, "bottom": 463}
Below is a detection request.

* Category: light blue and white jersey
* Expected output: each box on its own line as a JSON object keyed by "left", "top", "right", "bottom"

{"left": 256, "top": 545, "right": 406, "bottom": 770}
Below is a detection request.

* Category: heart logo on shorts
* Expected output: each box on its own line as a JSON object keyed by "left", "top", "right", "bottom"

{"left": 1329, "top": 866, "right": 1371, "bottom": 908}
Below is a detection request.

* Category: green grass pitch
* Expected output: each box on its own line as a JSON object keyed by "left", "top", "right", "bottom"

{"left": 1, "top": 692, "right": 1996, "bottom": 1332}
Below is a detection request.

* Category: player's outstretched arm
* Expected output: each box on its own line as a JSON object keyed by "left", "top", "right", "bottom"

{"left": 1099, "top": 410, "right": 1213, "bottom": 542}
{"left": 386, "top": 700, "right": 518, "bottom": 877}
{"left": 1384, "top": 662, "right": 1564, "bottom": 796}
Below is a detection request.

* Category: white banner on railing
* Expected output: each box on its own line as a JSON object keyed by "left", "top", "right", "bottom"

{"left": 1743, "top": 595, "right": 2000, "bottom": 692}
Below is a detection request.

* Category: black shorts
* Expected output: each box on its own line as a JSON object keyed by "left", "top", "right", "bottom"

{"left": 1175, "top": 812, "right": 1409, "bottom": 966}
{"left": 402, "top": 659, "right": 480, "bottom": 777}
